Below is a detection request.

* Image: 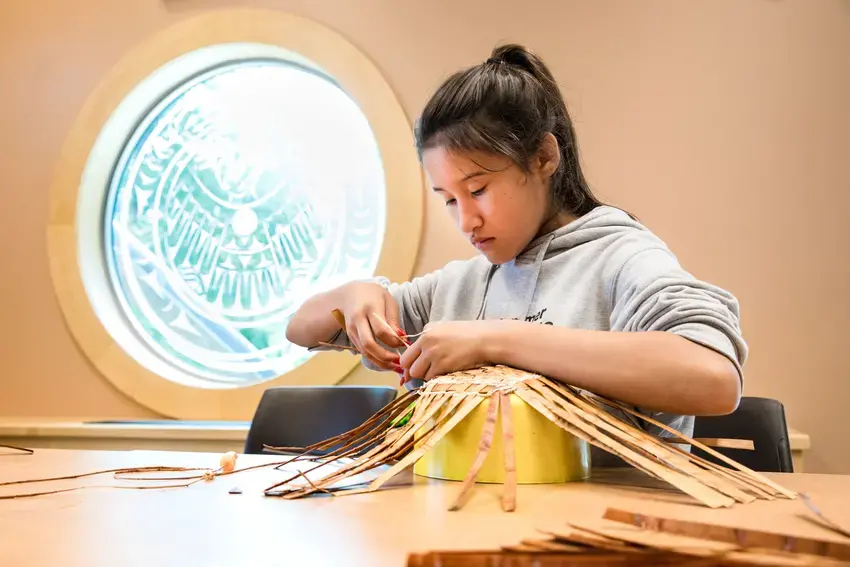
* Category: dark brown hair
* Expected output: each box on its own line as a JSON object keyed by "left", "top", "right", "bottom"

{"left": 415, "top": 43, "right": 605, "bottom": 217}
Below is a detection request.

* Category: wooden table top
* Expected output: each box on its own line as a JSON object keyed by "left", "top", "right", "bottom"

{"left": 1, "top": 448, "right": 847, "bottom": 567}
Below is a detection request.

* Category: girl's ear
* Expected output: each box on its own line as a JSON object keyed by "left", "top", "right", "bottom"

{"left": 534, "top": 133, "right": 561, "bottom": 179}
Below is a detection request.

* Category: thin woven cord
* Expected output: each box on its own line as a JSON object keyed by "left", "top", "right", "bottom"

{"left": 0, "top": 444, "right": 34, "bottom": 455}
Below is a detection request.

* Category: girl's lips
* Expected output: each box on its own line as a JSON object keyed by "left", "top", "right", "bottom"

{"left": 473, "top": 237, "right": 494, "bottom": 250}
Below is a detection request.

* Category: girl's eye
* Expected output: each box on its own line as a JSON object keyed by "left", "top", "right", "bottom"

{"left": 471, "top": 186, "right": 487, "bottom": 197}
{"left": 445, "top": 198, "right": 456, "bottom": 207}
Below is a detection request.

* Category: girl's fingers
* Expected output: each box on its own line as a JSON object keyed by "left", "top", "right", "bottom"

{"left": 399, "top": 344, "right": 420, "bottom": 385}
{"left": 347, "top": 321, "right": 384, "bottom": 369}
{"left": 424, "top": 356, "right": 446, "bottom": 381}
{"left": 409, "top": 355, "right": 431, "bottom": 383}
{"left": 383, "top": 298, "right": 409, "bottom": 346}
{"left": 346, "top": 322, "right": 362, "bottom": 355}
{"left": 403, "top": 340, "right": 430, "bottom": 380}
{"left": 399, "top": 340, "right": 421, "bottom": 370}
{"left": 354, "top": 314, "right": 397, "bottom": 370}
{"left": 369, "top": 311, "right": 406, "bottom": 349}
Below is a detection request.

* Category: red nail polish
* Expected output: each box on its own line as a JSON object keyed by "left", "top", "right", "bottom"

{"left": 395, "top": 327, "right": 411, "bottom": 346}
{"left": 393, "top": 364, "right": 403, "bottom": 373}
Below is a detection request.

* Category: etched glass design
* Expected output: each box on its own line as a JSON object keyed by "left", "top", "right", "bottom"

{"left": 105, "top": 60, "right": 386, "bottom": 385}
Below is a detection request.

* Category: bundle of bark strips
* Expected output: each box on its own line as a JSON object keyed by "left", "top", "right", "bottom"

{"left": 262, "top": 365, "right": 796, "bottom": 511}
{"left": 407, "top": 507, "right": 850, "bottom": 566}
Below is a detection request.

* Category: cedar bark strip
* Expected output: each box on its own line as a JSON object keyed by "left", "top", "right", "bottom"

{"left": 511, "top": 384, "right": 667, "bottom": 485}
{"left": 533, "top": 379, "right": 755, "bottom": 504}
{"left": 264, "top": 388, "right": 420, "bottom": 472}
{"left": 544, "top": 378, "right": 788, "bottom": 501}
{"left": 413, "top": 512, "right": 850, "bottom": 566}
{"left": 267, "top": 383, "right": 484, "bottom": 497}
{"left": 449, "top": 392, "right": 501, "bottom": 511}
{"left": 564, "top": 520, "right": 739, "bottom": 557}
{"left": 603, "top": 508, "right": 850, "bottom": 561}
{"left": 406, "top": 551, "right": 738, "bottom": 566}
{"left": 519, "top": 382, "right": 735, "bottom": 508}
{"left": 518, "top": 539, "right": 588, "bottom": 553}
{"left": 369, "top": 392, "right": 485, "bottom": 492}
{"left": 799, "top": 494, "right": 850, "bottom": 540}
{"left": 590, "top": 395, "right": 796, "bottom": 500}
{"left": 331, "top": 309, "right": 347, "bottom": 330}
{"left": 660, "top": 438, "right": 755, "bottom": 451}
{"left": 537, "top": 380, "right": 746, "bottom": 504}
{"left": 649, "top": 439, "right": 777, "bottom": 501}
{"left": 315, "top": 341, "right": 358, "bottom": 353}
{"left": 541, "top": 528, "right": 651, "bottom": 553}
{"left": 500, "top": 391, "right": 517, "bottom": 512}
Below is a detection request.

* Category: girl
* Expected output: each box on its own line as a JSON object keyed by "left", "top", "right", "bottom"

{"left": 286, "top": 44, "right": 746, "bottom": 456}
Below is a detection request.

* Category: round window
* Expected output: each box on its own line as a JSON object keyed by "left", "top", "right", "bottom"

{"left": 47, "top": 10, "right": 422, "bottom": 418}
{"left": 104, "top": 60, "right": 386, "bottom": 386}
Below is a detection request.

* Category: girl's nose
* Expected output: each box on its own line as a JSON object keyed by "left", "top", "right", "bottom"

{"left": 457, "top": 203, "right": 483, "bottom": 234}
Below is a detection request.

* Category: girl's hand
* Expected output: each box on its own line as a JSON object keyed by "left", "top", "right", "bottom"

{"left": 399, "top": 321, "right": 493, "bottom": 383}
{"left": 339, "top": 282, "right": 407, "bottom": 371}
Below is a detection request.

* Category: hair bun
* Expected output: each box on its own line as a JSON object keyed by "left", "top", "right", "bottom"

{"left": 490, "top": 44, "right": 533, "bottom": 69}
{"left": 488, "top": 43, "right": 557, "bottom": 86}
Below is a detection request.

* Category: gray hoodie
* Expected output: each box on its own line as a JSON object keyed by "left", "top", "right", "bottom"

{"left": 319, "top": 205, "right": 747, "bottom": 466}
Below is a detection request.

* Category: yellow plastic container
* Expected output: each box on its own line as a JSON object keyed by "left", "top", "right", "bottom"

{"left": 413, "top": 393, "right": 592, "bottom": 484}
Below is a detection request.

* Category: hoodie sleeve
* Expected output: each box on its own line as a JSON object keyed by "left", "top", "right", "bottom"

{"left": 608, "top": 247, "right": 748, "bottom": 381}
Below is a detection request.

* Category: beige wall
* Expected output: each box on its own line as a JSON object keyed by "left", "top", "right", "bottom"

{"left": 1, "top": 0, "right": 848, "bottom": 473}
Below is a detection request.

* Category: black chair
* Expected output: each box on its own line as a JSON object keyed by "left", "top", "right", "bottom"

{"left": 691, "top": 397, "right": 793, "bottom": 473}
{"left": 243, "top": 385, "right": 398, "bottom": 455}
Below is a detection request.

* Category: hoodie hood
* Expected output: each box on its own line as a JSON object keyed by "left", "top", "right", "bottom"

{"left": 479, "top": 206, "right": 645, "bottom": 322}
{"left": 516, "top": 206, "right": 645, "bottom": 261}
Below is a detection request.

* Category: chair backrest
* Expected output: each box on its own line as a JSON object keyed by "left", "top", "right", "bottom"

{"left": 243, "top": 385, "right": 398, "bottom": 455}
{"left": 691, "top": 397, "right": 793, "bottom": 473}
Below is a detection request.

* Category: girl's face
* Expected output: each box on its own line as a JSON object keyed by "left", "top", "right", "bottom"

{"left": 421, "top": 139, "right": 565, "bottom": 265}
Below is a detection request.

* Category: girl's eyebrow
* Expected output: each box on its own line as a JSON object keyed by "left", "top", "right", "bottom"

{"left": 433, "top": 170, "right": 488, "bottom": 191}
{"left": 460, "top": 170, "right": 488, "bottom": 181}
